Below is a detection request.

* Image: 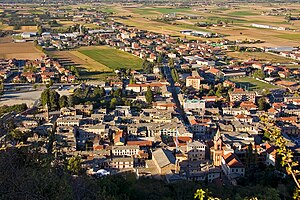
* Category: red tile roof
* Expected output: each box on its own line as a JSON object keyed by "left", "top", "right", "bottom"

{"left": 223, "top": 153, "right": 244, "bottom": 168}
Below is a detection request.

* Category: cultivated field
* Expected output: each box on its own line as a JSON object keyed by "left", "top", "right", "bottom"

{"left": 51, "top": 46, "right": 143, "bottom": 80}
{"left": 226, "top": 51, "right": 295, "bottom": 63}
{"left": 230, "top": 77, "right": 279, "bottom": 91}
{"left": 77, "top": 46, "right": 143, "bottom": 70}
{"left": 0, "top": 40, "right": 44, "bottom": 59}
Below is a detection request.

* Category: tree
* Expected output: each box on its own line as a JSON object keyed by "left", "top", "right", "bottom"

{"left": 253, "top": 69, "right": 265, "bottom": 79}
{"left": 67, "top": 156, "right": 81, "bottom": 175}
{"left": 68, "top": 95, "right": 75, "bottom": 107}
{"left": 41, "top": 89, "right": 50, "bottom": 107}
{"left": 215, "top": 85, "right": 223, "bottom": 97}
{"left": 207, "top": 89, "right": 215, "bottom": 96}
{"left": 9, "top": 129, "right": 28, "bottom": 143}
{"left": 142, "top": 60, "right": 154, "bottom": 74}
{"left": 157, "top": 55, "right": 163, "bottom": 65}
{"left": 145, "top": 86, "right": 154, "bottom": 104}
{"left": 49, "top": 90, "right": 59, "bottom": 111}
{"left": 168, "top": 58, "right": 175, "bottom": 68}
{"left": 258, "top": 97, "right": 270, "bottom": 111}
{"left": 129, "top": 78, "right": 136, "bottom": 84}
{"left": 110, "top": 98, "right": 117, "bottom": 109}
{"left": 171, "top": 68, "right": 179, "bottom": 82}
{"left": 99, "top": 87, "right": 106, "bottom": 97}
{"left": 59, "top": 95, "right": 68, "bottom": 108}
{"left": 260, "top": 115, "right": 300, "bottom": 199}
{"left": 113, "top": 88, "right": 122, "bottom": 98}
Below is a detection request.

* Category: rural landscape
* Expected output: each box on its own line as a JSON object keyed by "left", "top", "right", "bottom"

{"left": 0, "top": 0, "right": 300, "bottom": 200}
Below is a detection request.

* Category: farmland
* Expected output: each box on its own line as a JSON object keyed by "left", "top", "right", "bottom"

{"left": 0, "top": 39, "right": 44, "bottom": 60}
{"left": 226, "top": 52, "right": 295, "bottom": 63}
{"left": 78, "top": 46, "right": 143, "bottom": 71}
{"left": 50, "top": 46, "right": 143, "bottom": 80}
{"left": 110, "top": 4, "right": 300, "bottom": 47}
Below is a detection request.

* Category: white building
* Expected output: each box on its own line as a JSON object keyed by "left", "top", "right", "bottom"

{"left": 183, "top": 99, "right": 205, "bottom": 111}
{"left": 111, "top": 145, "right": 139, "bottom": 157}
{"left": 221, "top": 153, "right": 245, "bottom": 179}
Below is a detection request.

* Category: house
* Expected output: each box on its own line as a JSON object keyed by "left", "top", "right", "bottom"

{"left": 75, "top": 104, "right": 93, "bottom": 117}
{"left": 183, "top": 99, "right": 205, "bottom": 111}
{"left": 264, "top": 143, "right": 276, "bottom": 166}
{"left": 221, "top": 152, "right": 245, "bottom": 179}
{"left": 186, "top": 76, "right": 201, "bottom": 90}
{"left": 111, "top": 145, "right": 139, "bottom": 157}
{"left": 234, "top": 114, "right": 253, "bottom": 123}
{"left": 87, "top": 124, "right": 109, "bottom": 139}
{"left": 108, "top": 157, "right": 134, "bottom": 169}
{"left": 229, "top": 90, "right": 256, "bottom": 103}
{"left": 187, "top": 141, "right": 206, "bottom": 161}
{"left": 60, "top": 107, "right": 76, "bottom": 116}
{"left": 126, "top": 84, "right": 141, "bottom": 93}
{"left": 56, "top": 117, "right": 81, "bottom": 127}
{"left": 152, "top": 148, "right": 176, "bottom": 175}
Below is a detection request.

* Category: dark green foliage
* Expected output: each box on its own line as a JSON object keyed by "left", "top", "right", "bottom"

{"left": 258, "top": 97, "right": 270, "bottom": 111}
{"left": 143, "top": 60, "right": 154, "bottom": 74}
{"left": 171, "top": 68, "right": 179, "bottom": 82}
{"left": 0, "top": 147, "right": 291, "bottom": 200}
{"left": 0, "top": 104, "right": 27, "bottom": 117}
{"left": 59, "top": 95, "right": 69, "bottom": 108}
{"left": 145, "top": 86, "right": 154, "bottom": 104}
{"left": 253, "top": 69, "right": 265, "bottom": 79}
{"left": 41, "top": 89, "right": 60, "bottom": 111}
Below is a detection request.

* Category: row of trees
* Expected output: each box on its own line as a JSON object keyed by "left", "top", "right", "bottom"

{"left": 41, "top": 89, "right": 60, "bottom": 111}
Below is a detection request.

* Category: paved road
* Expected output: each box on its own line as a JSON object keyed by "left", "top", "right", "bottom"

{"left": 162, "top": 65, "right": 190, "bottom": 126}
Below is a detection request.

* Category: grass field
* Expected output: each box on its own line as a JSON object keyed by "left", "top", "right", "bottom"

{"left": 131, "top": 7, "right": 191, "bottom": 15}
{"left": 230, "top": 77, "right": 279, "bottom": 91}
{"left": 276, "top": 34, "right": 300, "bottom": 41}
{"left": 51, "top": 46, "right": 143, "bottom": 80}
{"left": 226, "top": 51, "right": 295, "bottom": 63}
{"left": 227, "top": 11, "right": 257, "bottom": 17}
{"left": 78, "top": 46, "right": 143, "bottom": 70}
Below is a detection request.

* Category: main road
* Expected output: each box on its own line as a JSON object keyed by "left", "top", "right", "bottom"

{"left": 162, "top": 65, "right": 190, "bottom": 127}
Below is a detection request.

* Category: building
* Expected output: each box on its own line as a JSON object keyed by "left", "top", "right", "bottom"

{"left": 187, "top": 141, "right": 206, "bottom": 161}
{"left": 221, "top": 153, "right": 245, "bottom": 179}
{"left": 152, "top": 148, "right": 176, "bottom": 175}
{"left": 210, "top": 131, "right": 223, "bottom": 166}
{"left": 183, "top": 99, "right": 205, "bottom": 111}
{"left": 229, "top": 90, "right": 256, "bottom": 103}
{"left": 186, "top": 76, "right": 201, "bottom": 90}
{"left": 111, "top": 145, "right": 139, "bottom": 157}
{"left": 108, "top": 157, "right": 134, "bottom": 169}
{"left": 75, "top": 105, "right": 93, "bottom": 117}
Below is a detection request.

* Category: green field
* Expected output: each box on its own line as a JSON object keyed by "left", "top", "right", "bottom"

{"left": 276, "top": 34, "right": 300, "bottom": 41}
{"left": 227, "top": 11, "right": 257, "bottom": 17}
{"left": 78, "top": 46, "right": 143, "bottom": 71}
{"left": 230, "top": 77, "right": 279, "bottom": 91}
{"left": 131, "top": 7, "right": 191, "bottom": 15}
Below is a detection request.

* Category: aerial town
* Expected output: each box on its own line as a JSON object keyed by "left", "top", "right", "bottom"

{"left": 0, "top": 0, "right": 300, "bottom": 199}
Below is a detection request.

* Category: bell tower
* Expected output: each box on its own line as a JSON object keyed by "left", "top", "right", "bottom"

{"left": 211, "top": 129, "right": 223, "bottom": 166}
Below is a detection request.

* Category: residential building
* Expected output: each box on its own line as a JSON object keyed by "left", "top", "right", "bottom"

{"left": 187, "top": 141, "right": 206, "bottom": 161}
{"left": 221, "top": 152, "right": 245, "bottom": 179}
{"left": 186, "top": 76, "right": 201, "bottom": 90}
